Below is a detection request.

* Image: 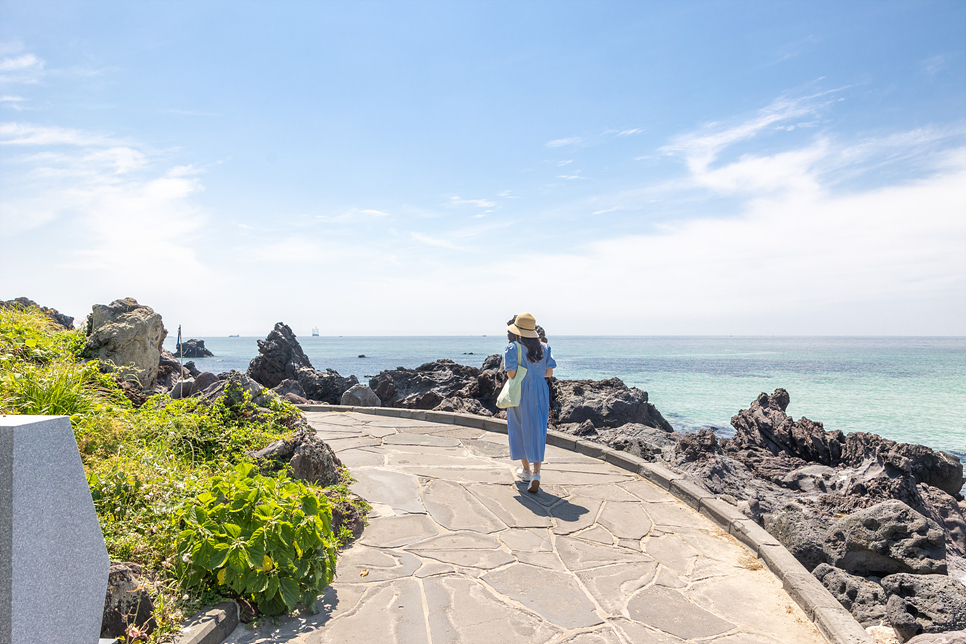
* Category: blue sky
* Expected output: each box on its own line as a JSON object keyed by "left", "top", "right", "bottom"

{"left": 1, "top": 1, "right": 964, "bottom": 336}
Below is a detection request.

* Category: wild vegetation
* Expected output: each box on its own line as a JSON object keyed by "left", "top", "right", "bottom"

{"left": 0, "top": 306, "right": 365, "bottom": 642}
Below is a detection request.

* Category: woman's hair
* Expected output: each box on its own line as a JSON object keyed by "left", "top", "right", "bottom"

{"left": 518, "top": 336, "right": 543, "bottom": 363}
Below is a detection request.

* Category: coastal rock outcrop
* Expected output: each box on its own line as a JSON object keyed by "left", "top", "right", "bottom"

{"left": 341, "top": 383, "right": 381, "bottom": 407}
{"left": 175, "top": 338, "right": 214, "bottom": 358}
{"left": 1, "top": 297, "right": 74, "bottom": 329}
{"left": 881, "top": 574, "right": 966, "bottom": 640}
{"left": 101, "top": 562, "right": 155, "bottom": 640}
{"left": 433, "top": 396, "right": 493, "bottom": 417}
{"left": 84, "top": 298, "right": 167, "bottom": 389}
{"left": 247, "top": 323, "right": 357, "bottom": 404}
{"left": 812, "top": 563, "right": 889, "bottom": 626}
{"left": 763, "top": 511, "right": 830, "bottom": 572}
{"left": 248, "top": 429, "right": 342, "bottom": 487}
{"left": 297, "top": 367, "right": 358, "bottom": 405}
{"left": 247, "top": 323, "right": 312, "bottom": 388}
{"left": 369, "top": 359, "right": 481, "bottom": 408}
{"left": 273, "top": 379, "right": 307, "bottom": 399}
{"left": 824, "top": 500, "right": 947, "bottom": 576}
{"left": 551, "top": 378, "right": 673, "bottom": 432}
{"left": 199, "top": 370, "right": 265, "bottom": 405}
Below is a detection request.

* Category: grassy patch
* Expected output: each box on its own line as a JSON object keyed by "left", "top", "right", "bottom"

{"left": 0, "top": 306, "right": 367, "bottom": 642}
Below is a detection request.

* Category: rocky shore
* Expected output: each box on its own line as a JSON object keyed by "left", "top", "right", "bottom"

{"left": 10, "top": 297, "right": 965, "bottom": 643}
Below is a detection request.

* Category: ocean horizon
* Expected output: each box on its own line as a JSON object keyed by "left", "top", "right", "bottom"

{"left": 164, "top": 335, "right": 966, "bottom": 460}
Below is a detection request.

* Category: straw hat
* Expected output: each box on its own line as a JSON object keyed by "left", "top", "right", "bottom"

{"left": 508, "top": 312, "right": 539, "bottom": 338}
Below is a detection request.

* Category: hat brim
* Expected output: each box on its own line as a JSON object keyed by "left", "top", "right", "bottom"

{"left": 508, "top": 323, "right": 539, "bottom": 338}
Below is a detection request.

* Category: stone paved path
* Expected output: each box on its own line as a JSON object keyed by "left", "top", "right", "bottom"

{"left": 224, "top": 411, "right": 825, "bottom": 644}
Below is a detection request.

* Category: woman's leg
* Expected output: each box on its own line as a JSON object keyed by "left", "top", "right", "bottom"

{"left": 528, "top": 461, "right": 542, "bottom": 492}
{"left": 520, "top": 458, "right": 531, "bottom": 473}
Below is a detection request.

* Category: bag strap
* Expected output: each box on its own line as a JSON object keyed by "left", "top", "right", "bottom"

{"left": 516, "top": 342, "right": 526, "bottom": 377}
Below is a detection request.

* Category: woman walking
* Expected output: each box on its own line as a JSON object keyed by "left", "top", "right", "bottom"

{"left": 504, "top": 312, "right": 556, "bottom": 493}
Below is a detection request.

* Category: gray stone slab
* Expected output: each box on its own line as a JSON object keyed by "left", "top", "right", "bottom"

{"left": 565, "top": 484, "right": 641, "bottom": 502}
{"left": 334, "top": 545, "right": 421, "bottom": 582}
{"left": 422, "top": 575, "right": 560, "bottom": 644}
{"left": 386, "top": 451, "right": 477, "bottom": 468}
{"left": 463, "top": 439, "right": 510, "bottom": 458}
{"left": 383, "top": 433, "right": 462, "bottom": 447}
{"left": 626, "top": 585, "right": 735, "bottom": 640}
{"left": 406, "top": 531, "right": 503, "bottom": 550}
{"left": 304, "top": 412, "right": 364, "bottom": 426}
{"left": 336, "top": 448, "right": 385, "bottom": 468}
{"left": 516, "top": 551, "right": 568, "bottom": 571}
{"left": 310, "top": 578, "right": 428, "bottom": 644}
{"left": 2, "top": 415, "right": 109, "bottom": 644}
{"left": 325, "top": 436, "right": 383, "bottom": 452}
{"left": 223, "top": 585, "right": 367, "bottom": 643}
{"left": 555, "top": 628, "right": 624, "bottom": 644}
{"left": 575, "top": 525, "right": 615, "bottom": 545}
{"left": 467, "top": 484, "right": 553, "bottom": 528}
{"left": 349, "top": 468, "right": 425, "bottom": 514}
{"left": 413, "top": 560, "right": 456, "bottom": 578}
{"left": 353, "top": 426, "right": 395, "bottom": 439}
{"left": 611, "top": 618, "right": 686, "bottom": 643}
{"left": 643, "top": 535, "right": 701, "bottom": 574}
{"left": 575, "top": 561, "right": 659, "bottom": 614}
{"left": 413, "top": 549, "right": 516, "bottom": 569}
{"left": 618, "top": 479, "right": 674, "bottom": 503}
{"left": 499, "top": 528, "right": 553, "bottom": 552}
{"left": 421, "top": 479, "right": 506, "bottom": 533}
{"left": 397, "top": 465, "right": 512, "bottom": 484}
{"left": 358, "top": 514, "right": 439, "bottom": 548}
{"left": 556, "top": 535, "right": 652, "bottom": 571}
{"left": 538, "top": 468, "right": 635, "bottom": 486}
{"left": 550, "top": 496, "right": 603, "bottom": 536}
{"left": 597, "top": 501, "right": 653, "bottom": 541}
{"left": 643, "top": 500, "right": 707, "bottom": 530}
{"left": 384, "top": 443, "right": 470, "bottom": 456}
{"left": 482, "top": 563, "right": 604, "bottom": 629}
{"left": 689, "top": 573, "right": 820, "bottom": 638}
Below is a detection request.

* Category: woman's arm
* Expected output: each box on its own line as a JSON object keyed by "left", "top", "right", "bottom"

{"left": 545, "top": 368, "right": 553, "bottom": 377}
{"left": 506, "top": 369, "right": 517, "bottom": 379}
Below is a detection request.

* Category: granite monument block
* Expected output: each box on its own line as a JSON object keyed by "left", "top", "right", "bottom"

{"left": 1, "top": 415, "right": 110, "bottom": 644}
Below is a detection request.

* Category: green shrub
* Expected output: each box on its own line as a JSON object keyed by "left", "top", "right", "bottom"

{"left": 176, "top": 462, "right": 337, "bottom": 615}
{"left": 0, "top": 360, "right": 129, "bottom": 423}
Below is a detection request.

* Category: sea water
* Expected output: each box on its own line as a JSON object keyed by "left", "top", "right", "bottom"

{"left": 164, "top": 335, "right": 965, "bottom": 459}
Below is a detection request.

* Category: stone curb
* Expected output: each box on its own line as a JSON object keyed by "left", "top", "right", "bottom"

{"left": 297, "top": 404, "right": 874, "bottom": 644}
{"left": 173, "top": 601, "right": 239, "bottom": 644}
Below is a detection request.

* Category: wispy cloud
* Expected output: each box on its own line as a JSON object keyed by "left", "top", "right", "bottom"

{"left": 617, "top": 128, "right": 643, "bottom": 136}
{"left": 556, "top": 159, "right": 573, "bottom": 167}
{"left": 558, "top": 173, "right": 589, "bottom": 181}
{"left": 316, "top": 207, "right": 392, "bottom": 223}
{"left": 0, "top": 122, "right": 124, "bottom": 147}
{"left": 546, "top": 137, "right": 581, "bottom": 148}
{"left": 161, "top": 108, "right": 223, "bottom": 117}
{"left": 448, "top": 196, "right": 495, "bottom": 208}
{"left": 411, "top": 231, "right": 460, "bottom": 249}
{"left": 0, "top": 51, "right": 45, "bottom": 84}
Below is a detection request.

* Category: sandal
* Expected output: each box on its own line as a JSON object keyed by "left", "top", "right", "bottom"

{"left": 527, "top": 472, "right": 541, "bottom": 493}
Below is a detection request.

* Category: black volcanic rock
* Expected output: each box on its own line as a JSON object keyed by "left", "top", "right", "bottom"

{"left": 176, "top": 339, "right": 214, "bottom": 358}
{"left": 1, "top": 297, "right": 74, "bottom": 329}
{"left": 551, "top": 377, "right": 673, "bottom": 432}
{"left": 369, "top": 359, "right": 481, "bottom": 408}
{"left": 247, "top": 323, "right": 312, "bottom": 388}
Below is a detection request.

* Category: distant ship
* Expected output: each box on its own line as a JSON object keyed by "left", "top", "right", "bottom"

{"left": 312, "top": 327, "right": 319, "bottom": 336}
{"left": 228, "top": 334, "right": 239, "bottom": 337}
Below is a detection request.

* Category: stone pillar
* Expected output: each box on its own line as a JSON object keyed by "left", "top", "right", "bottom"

{"left": 0, "top": 415, "right": 109, "bottom": 644}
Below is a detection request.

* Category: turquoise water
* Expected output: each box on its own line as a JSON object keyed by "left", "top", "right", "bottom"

{"left": 164, "top": 336, "right": 965, "bottom": 457}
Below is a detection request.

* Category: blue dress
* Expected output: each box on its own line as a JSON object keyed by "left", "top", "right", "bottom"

{"left": 503, "top": 341, "right": 557, "bottom": 463}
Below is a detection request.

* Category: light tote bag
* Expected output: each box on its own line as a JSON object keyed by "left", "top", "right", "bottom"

{"left": 496, "top": 342, "right": 527, "bottom": 408}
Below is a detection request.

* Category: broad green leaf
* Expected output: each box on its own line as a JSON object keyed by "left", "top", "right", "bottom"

{"left": 278, "top": 576, "right": 300, "bottom": 610}
{"left": 224, "top": 523, "right": 242, "bottom": 539}
{"left": 301, "top": 494, "right": 319, "bottom": 516}
{"left": 209, "top": 542, "right": 230, "bottom": 570}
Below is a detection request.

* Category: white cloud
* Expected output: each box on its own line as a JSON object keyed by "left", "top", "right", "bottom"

{"left": 0, "top": 122, "right": 123, "bottom": 147}
{"left": 546, "top": 137, "right": 581, "bottom": 148}
{"left": 0, "top": 52, "right": 44, "bottom": 84}
{"left": 556, "top": 159, "right": 573, "bottom": 167}
{"left": 448, "top": 196, "right": 495, "bottom": 208}
{"left": 618, "top": 128, "right": 643, "bottom": 136}
{"left": 411, "top": 231, "right": 460, "bottom": 249}
{"left": 558, "top": 173, "right": 588, "bottom": 181}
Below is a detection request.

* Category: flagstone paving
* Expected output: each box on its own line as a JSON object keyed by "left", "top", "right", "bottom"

{"left": 224, "top": 411, "right": 825, "bottom": 644}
